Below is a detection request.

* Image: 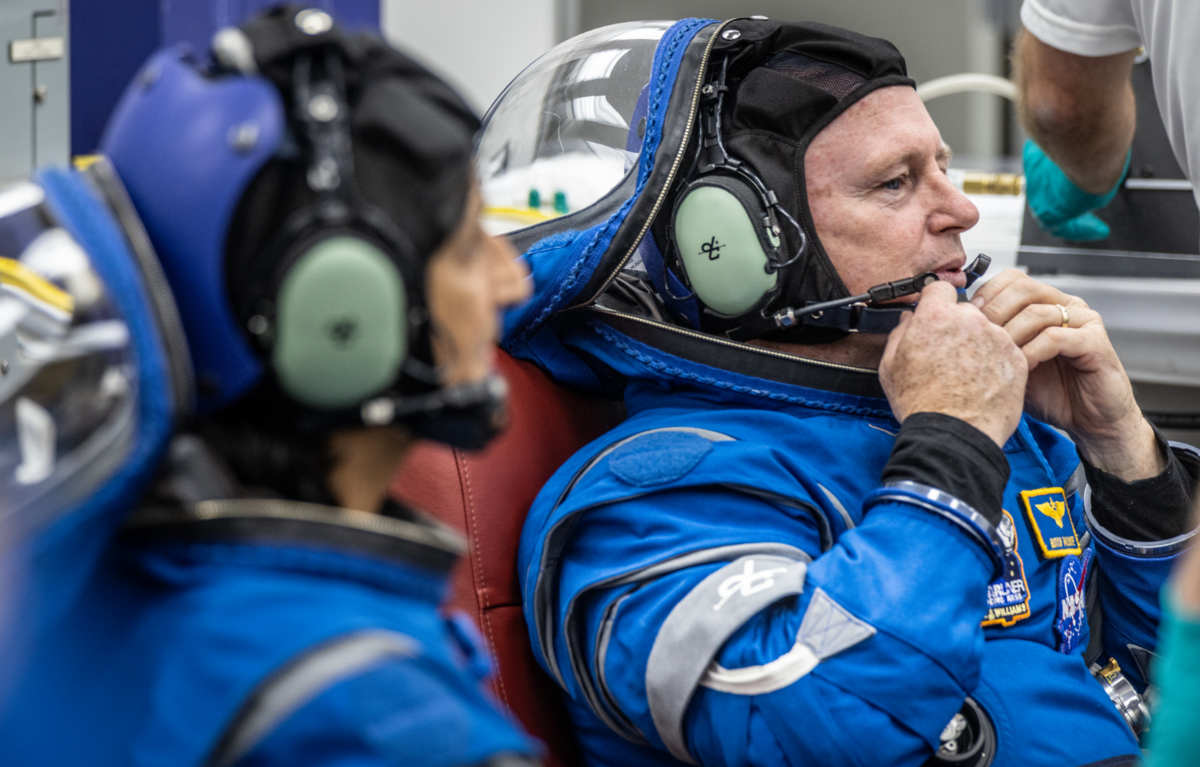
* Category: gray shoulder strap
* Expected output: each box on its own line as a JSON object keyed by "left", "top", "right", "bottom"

{"left": 645, "top": 554, "right": 808, "bottom": 764}
{"left": 699, "top": 588, "right": 875, "bottom": 697}
{"left": 207, "top": 630, "right": 419, "bottom": 767}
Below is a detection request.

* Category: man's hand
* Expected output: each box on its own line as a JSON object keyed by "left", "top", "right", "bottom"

{"left": 1024, "top": 139, "right": 1128, "bottom": 241}
{"left": 971, "top": 269, "right": 1164, "bottom": 481}
{"left": 880, "top": 281, "right": 1027, "bottom": 448}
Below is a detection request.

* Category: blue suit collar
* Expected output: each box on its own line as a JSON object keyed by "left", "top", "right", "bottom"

{"left": 123, "top": 496, "right": 464, "bottom": 604}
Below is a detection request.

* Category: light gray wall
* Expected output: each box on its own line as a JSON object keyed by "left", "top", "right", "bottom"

{"left": 575, "top": 0, "right": 1010, "bottom": 157}
{"left": 382, "top": 0, "right": 558, "bottom": 115}
{"left": 381, "top": 0, "right": 1015, "bottom": 156}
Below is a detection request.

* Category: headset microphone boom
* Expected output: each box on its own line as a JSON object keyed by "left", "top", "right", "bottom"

{"left": 727, "top": 254, "right": 991, "bottom": 341}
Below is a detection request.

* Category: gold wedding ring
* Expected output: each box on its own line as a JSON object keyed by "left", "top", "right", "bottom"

{"left": 1056, "top": 304, "right": 1069, "bottom": 328}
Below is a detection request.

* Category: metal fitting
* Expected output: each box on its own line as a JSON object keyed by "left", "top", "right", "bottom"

{"left": 361, "top": 397, "right": 397, "bottom": 426}
{"left": 773, "top": 307, "right": 798, "bottom": 328}
{"left": 1091, "top": 658, "right": 1151, "bottom": 735}
{"left": 961, "top": 172, "right": 1024, "bottom": 196}
{"left": 295, "top": 9, "right": 334, "bottom": 35}
{"left": 308, "top": 94, "right": 339, "bottom": 122}
{"left": 211, "top": 27, "right": 259, "bottom": 75}
{"left": 228, "top": 121, "right": 260, "bottom": 153}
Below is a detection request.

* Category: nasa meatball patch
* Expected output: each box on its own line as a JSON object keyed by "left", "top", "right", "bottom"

{"left": 1055, "top": 550, "right": 1091, "bottom": 654}
{"left": 1020, "top": 487, "right": 1081, "bottom": 559}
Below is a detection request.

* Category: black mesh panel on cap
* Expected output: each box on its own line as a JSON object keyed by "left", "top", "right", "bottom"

{"left": 763, "top": 52, "right": 867, "bottom": 101}
{"left": 234, "top": 6, "right": 481, "bottom": 265}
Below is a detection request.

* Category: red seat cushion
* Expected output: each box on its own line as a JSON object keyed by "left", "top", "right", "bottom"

{"left": 391, "top": 351, "right": 621, "bottom": 767}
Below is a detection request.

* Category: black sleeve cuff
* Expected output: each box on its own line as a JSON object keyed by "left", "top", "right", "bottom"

{"left": 1083, "top": 426, "right": 1200, "bottom": 542}
{"left": 881, "top": 412, "right": 1010, "bottom": 527}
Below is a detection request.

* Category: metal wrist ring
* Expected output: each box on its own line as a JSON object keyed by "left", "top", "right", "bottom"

{"left": 1056, "top": 304, "right": 1069, "bottom": 328}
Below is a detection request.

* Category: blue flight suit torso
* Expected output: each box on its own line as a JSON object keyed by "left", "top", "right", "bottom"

{"left": 520, "top": 378, "right": 1175, "bottom": 767}
{"left": 0, "top": 492, "right": 537, "bottom": 767}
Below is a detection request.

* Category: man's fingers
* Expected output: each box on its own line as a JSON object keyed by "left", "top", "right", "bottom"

{"left": 1004, "top": 303, "right": 1099, "bottom": 347}
{"left": 890, "top": 308, "right": 913, "bottom": 337}
{"left": 1004, "top": 304, "right": 1065, "bottom": 347}
{"left": 915, "top": 279, "right": 961, "bottom": 309}
{"left": 883, "top": 275, "right": 1028, "bottom": 446}
{"left": 1021, "top": 326, "right": 1100, "bottom": 370}
{"left": 973, "top": 272, "right": 1082, "bottom": 327}
{"left": 979, "top": 279, "right": 1065, "bottom": 326}
{"left": 969, "top": 268, "right": 1024, "bottom": 308}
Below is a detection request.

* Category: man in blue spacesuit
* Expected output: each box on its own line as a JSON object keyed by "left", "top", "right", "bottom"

{"left": 485, "top": 18, "right": 1200, "bottom": 767}
{"left": 0, "top": 7, "right": 537, "bottom": 766}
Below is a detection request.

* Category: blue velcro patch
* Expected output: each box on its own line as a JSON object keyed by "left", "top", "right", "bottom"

{"left": 608, "top": 431, "right": 712, "bottom": 486}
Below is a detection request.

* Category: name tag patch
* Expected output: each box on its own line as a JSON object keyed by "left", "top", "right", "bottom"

{"left": 982, "top": 510, "right": 1031, "bottom": 627}
{"left": 1020, "top": 487, "right": 1081, "bottom": 559}
{"left": 1055, "top": 550, "right": 1091, "bottom": 654}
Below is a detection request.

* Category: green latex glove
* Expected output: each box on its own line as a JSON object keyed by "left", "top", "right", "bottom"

{"left": 1023, "top": 139, "right": 1130, "bottom": 241}
{"left": 1144, "top": 593, "right": 1200, "bottom": 767}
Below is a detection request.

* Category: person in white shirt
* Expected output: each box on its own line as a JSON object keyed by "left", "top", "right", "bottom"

{"left": 1016, "top": 0, "right": 1200, "bottom": 242}
{"left": 1018, "top": 8, "right": 1200, "bottom": 763}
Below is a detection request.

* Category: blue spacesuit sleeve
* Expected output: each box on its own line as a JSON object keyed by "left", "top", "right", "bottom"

{"left": 1033, "top": 419, "right": 1200, "bottom": 690}
{"left": 233, "top": 655, "right": 537, "bottom": 767}
{"left": 1087, "top": 536, "right": 1179, "bottom": 689}
{"left": 567, "top": 485, "right": 997, "bottom": 766}
{"left": 1027, "top": 417, "right": 1195, "bottom": 691}
{"left": 1083, "top": 478, "right": 1197, "bottom": 689}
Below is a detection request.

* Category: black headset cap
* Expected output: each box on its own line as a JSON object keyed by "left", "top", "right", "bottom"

{"left": 661, "top": 19, "right": 915, "bottom": 343}
{"left": 226, "top": 6, "right": 481, "bottom": 286}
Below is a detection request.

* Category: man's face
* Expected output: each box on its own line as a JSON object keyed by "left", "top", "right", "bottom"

{"left": 425, "top": 185, "right": 531, "bottom": 386}
{"left": 805, "top": 86, "right": 979, "bottom": 297}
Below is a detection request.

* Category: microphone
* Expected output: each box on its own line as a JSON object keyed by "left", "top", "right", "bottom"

{"left": 962, "top": 254, "right": 992, "bottom": 289}
{"left": 727, "top": 254, "right": 991, "bottom": 340}
{"left": 358, "top": 374, "right": 510, "bottom": 450}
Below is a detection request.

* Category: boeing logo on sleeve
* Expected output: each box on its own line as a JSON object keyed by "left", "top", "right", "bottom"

{"left": 714, "top": 560, "right": 790, "bottom": 611}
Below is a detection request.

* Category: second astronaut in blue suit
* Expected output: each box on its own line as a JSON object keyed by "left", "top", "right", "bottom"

{"left": 496, "top": 18, "right": 1200, "bottom": 767}
{"left": 0, "top": 7, "right": 537, "bottom": 766}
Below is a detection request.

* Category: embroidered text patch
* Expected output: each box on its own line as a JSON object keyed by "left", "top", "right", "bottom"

{"left": 1020, "top": 487, "right": 1081, "bottom": 559}
{"left": 982, "top": 510, "right": 1031, "bottom": 628}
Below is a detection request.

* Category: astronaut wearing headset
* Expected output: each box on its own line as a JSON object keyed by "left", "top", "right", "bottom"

{"left": 0, "top": 7, "right": 536, "bottom": 766}
{"left": 489, "top": 18, "right": 1200, "bottom": 767}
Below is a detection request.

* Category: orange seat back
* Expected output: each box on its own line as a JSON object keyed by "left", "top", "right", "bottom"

{"left": 391, "top": 351, "right": 621, "bottom": 767}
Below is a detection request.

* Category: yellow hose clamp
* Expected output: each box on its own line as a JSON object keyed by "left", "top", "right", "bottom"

{"left": 1090, "top": 658, "right": 1151, "bottom": 735}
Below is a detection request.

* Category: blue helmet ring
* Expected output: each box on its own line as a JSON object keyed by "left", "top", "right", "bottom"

{"left": 102, "top": 46, "right": 286, "bottom": 413}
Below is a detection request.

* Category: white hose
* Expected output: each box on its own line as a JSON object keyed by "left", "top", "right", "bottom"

{"left": 916, "top": 74, "right": 1018, "bottom": 103}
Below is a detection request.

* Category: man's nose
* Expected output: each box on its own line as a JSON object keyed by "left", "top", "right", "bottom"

{"left": 930, "top": 172, "right": 980, "bottom": 234}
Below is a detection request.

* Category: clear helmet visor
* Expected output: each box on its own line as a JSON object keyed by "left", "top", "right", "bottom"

{"left": 476, "top": 21, "right": 674, "bottom": 234}
{"left": 0, "top": 183, "right": 137, "bottom": 538}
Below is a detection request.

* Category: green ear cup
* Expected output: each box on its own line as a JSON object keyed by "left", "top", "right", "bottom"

{"left": 272, "top": 236, "right": 406, "bottom": 408}
{"left": 674, "top": 184, "right": 778, "bottom": 315}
